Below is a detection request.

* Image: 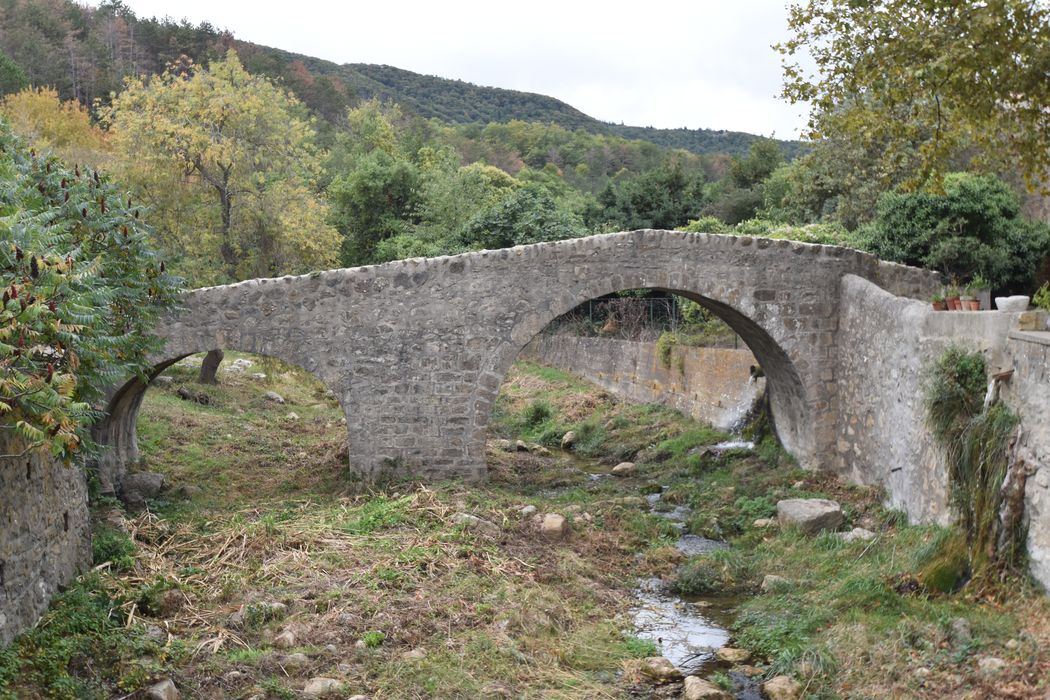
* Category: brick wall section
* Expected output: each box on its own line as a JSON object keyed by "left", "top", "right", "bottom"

{"left": 522, "top": 335, "right": 762, "bottom": 432}
{"left": 0, "top": 440, "right": 90, "bottom": 646}
{"left": 91, "top": 230, "right": 941, "bottom": 491}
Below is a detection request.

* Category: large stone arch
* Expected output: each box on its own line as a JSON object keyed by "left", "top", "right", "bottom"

{"left": 483, "top": 277, "right": 811, "bottom": 462}
{"left": 93, "top": 230, "right": 941, "bottom": 489}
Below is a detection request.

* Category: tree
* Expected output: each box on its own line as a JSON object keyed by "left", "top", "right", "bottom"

{"left": 100, "top": 50, "right": 339, "bottom": 285}
{"left": 855, "top": 172, "right": 1050, "bottom": 292}
{"left": 1, "top": 86, "right": 107, "bottom": 167}
{"left": 458, "top": 187, "right": 587, "bottom": 250}
{"left": 0, "top": 50, "right": 28, "bottom": 95}
{"left": 596, "top": 160, "right": 706, "bottom": 230}
{"left": 0, "top": 119, "right": 179, "bottom": 458}
{"left": 778, "top": 0, "right": 1050, "bottom": 193}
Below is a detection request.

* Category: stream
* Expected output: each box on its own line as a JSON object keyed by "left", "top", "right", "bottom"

{"left": 630, "top": 440, "right": 765, "bottom": 699}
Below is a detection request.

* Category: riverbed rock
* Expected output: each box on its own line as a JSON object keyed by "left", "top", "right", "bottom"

{"left": 776, "top": 498, "right": 844, "bottom": 535}
{"left": 452, "top": 512, "right": 501, "bottom": 536}
{"left": 273, "top": 629, "right": 296, "bottom": 649}
{"left": 303, "top": 678, "right": 345, "bottom": 696}
{"left": 715, "top": 646, "right": 750, "bottom": 664}
{"left": 753, "top": 518, "right": 776, "bottom": 528}
{"left": 263, "top": 390, "right": 285, "bottom": 404}
{"left": 950, "top": 617, "right": 972, "bottom": 645}
{"left": 762, "top": 675, "right": 802, "bottom": 700}
{"left": 151, "top": 375, "right": 175, "bottom": 387}
{"left": 539, "top": 513, "right": 570, "bottom": 539}
{"left": 401, "top": 647, "right": 427, "bottom": 660}
{"left": 834, "top": 527, "right": 876, "bottom": 543}
{"left": 561, "top": 431, "right": 577, "bottom": 448}
{"left": 146, "top": 679, "right": 179, "bottom": 700}
{"left": 519, "top": 505, "right": 537, "bottom": 518}
{"left": 120, "top": 472, "right": 166, "bottom": 509}
{"left": 639, "top": 656, "right": 683, "bottom": 683}
{"left": 281, "top": 652, "right": 310, "bottom": 670}
{"left": 682, "top": 675, "right": 732, "bottom": 700}
{"left": 611, "top": 462, "right": 635, "bottom": 476}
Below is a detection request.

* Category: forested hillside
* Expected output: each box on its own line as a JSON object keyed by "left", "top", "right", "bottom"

{"left": 0, "top": 0, "right": 799, "bottom": 158}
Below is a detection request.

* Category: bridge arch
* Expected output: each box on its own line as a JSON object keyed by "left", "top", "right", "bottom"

{"left": 92, "top": 327, "right": 346, "bottom": 495}
{"left": 483, "top": 278, "right": 811, "bottom": 466}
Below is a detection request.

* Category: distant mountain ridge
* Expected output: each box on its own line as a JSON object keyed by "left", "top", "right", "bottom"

{"left": 0, "top": 1, "right": 801, "bottom": 159}
{"left": 262, "top": 46, "right": 803, "bottom": 158}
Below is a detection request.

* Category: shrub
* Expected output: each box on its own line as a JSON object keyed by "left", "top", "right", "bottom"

{"left": 0, "top": 119, "right": 180, "bottom": 459}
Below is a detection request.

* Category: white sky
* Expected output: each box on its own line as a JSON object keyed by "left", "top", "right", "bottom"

{"left": 98, "top": 0, "right": 811, "bottom": 138}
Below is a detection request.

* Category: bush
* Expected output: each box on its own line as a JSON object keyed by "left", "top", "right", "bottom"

{"left": 92, "top": 525, "right": 136, "bottom": 572}
{"left": 0, "top": 119, "right": 180, "bottom": 459}
{"left": 855, "top": 172, "right": 1050, "bottom": 293}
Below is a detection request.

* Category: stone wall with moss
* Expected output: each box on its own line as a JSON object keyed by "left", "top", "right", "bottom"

{"left": 0, "top": 440, "right": 90, "bottom": 646}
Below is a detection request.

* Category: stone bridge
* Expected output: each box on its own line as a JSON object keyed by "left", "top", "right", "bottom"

{"left": 93, "top": 229, "right": 940, "bottom": 493}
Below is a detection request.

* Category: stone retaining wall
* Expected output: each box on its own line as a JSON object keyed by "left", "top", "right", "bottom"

{"left": 522, "top": 335, "right": 762, "bottom": 432}
{"left": 834, "top": 275, "right": 1050, "bottom": 590}
{"left": 0, "top": 440, "right": 90, "bottom": 645}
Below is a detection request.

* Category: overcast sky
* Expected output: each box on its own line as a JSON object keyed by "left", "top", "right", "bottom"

{"left": 97, "top": 0, "right": 811, "bottom": 139}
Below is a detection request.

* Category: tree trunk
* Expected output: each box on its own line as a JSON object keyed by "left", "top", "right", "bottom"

{"left": 198, "top": 349, "right": 224, "bottom": 384}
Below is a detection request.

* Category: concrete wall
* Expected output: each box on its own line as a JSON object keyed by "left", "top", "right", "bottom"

{"left": 834, "top": 275, "right": 1050, "bottom": 590}
{"left": 0, "top": 440, "right": 91, "bottom": 646}
{"left": 522, "top": 335, "right": 762, "bottom": 432}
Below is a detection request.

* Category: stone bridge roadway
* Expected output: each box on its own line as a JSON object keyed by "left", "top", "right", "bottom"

{"left": 93, "top": 229, "right": 940, "bottom": 493}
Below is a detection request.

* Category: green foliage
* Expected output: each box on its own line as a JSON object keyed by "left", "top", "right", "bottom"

{"left": 622, "top": 636, "right": 659, "bottom": 658}
{"left": 362, "top": 630, "right": 386, "bottom": 648}
{"left": 341, "top": 496, "right": 411, "bottom": 535}
{"left": 679, "top": 216, "right": 731, "bottom": 234}
{"left": 458, "top": 187, "right": 587, "bottom": 250}
{"left": 655, "top": 332, "right": 677, "bottom": 369}
{"left": 923, "top": 347, "right": 1022, "bottom": 579}
{"left": 778, "top": 0, "right": 1050, "bottom": 193}
{"left": 0, "top": 50, "right": 27, "bottom": 96}
{"left": 92, "top": 525, "right": 136, "bottom": 572}
{"left": 520, "top": 400, "right": 554, "bottom": 429}
{"left": 0, "top": 120, "right": 180, "bottom": 459}
{"left": 597, "top": 160, "right": 706, "bottom": 230}
{"left": 855, "top": 173, "right": 1050, "bottom": 292}
{"left": 1034, "top": 283, "right": 1050, "bottom": 312}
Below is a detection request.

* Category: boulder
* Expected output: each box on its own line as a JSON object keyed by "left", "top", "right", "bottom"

{"left": 682, "top": 675, "right": 732, "bottom": 700}
{"left": 401, "top": 647, "right": 427, "bottom": 660}
{"left": 120, "top": 472, "right": 166, "bottom": 509}
{"left": 611, "top": 462, "right": 635, "bottom": 476}
{"left": 753, "top": 518, "right": 776, "bottom": 528}
{"left": 539, "top": 513, "right": 570, "bottom": 540}
{"left": 762, "top": 675, "right": 802, "bottom": 700}
{"left": 639, "top": 656, "right": 682, "bottom": 683}
{"left": 281, "top": 652, "right": 309, "bottom": 670}
{"left": 151, "top": 375, "right": 174, "bottom": 387}
{"left": 452, "top": 512, "right": 501, "bottom": 536}
{"left": 303, "top": 678, "right": 345, "bottom": 697}
{"left": 560, "top": 431, "right": 577, "bottom": 448}
{"left": 519, "top": 505, "right": 538, "bottom": 519}
{"left": 263, "top": 390, "right": 285, "bottom": 404}
{"left": 776, "top": 498, "right": 843, "bottom": 535}
{"left": 977, "top": 656, "right": 1007, "bottom": 674}
{"left": 715, "top": 646, "right": 750, "bottom": 664}
{"left": 146, "top": 679, "right": 179, "bottom": 700}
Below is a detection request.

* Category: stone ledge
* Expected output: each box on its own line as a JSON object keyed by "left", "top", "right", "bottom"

{"left": 1009, "top": 330, "right": 1050, "bottom": 347}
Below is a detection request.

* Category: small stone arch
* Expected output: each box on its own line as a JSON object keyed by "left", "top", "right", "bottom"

{"left": 92, "top": 342, "right": 346, "bottom": 495}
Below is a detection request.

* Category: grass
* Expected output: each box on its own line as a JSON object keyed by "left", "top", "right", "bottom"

{"left": 3, "top": 353, "right": 1049, "bottom": 699}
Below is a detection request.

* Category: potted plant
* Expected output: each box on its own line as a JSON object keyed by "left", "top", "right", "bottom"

{"left": 970, "top": 275, "right": 992, "bottom": 310}
{"left": 1035, "top": 282, "right": 1050, "bottom": 330}
{"left": 931, "top": 291, "right": 947, "bottom": 311}
{"left": 961, "top": 285, "right": 980, "bottom": 311}
{"left": 945, "top": 284, "right": 961, "bottom": 311}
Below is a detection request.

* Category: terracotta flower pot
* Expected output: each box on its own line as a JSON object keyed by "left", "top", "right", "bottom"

{"left": 932, "top": 300, "right": 947, "bottom": 311}
{"left": 966, "top": 299, "right": 980, "bottom": 311}
{"left": 947, "top": 296, "right": 961, "bottom": 310}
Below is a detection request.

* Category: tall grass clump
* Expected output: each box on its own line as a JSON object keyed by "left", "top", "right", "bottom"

{"left": 922, "top": 346, "right": 1020, "bottom": 589}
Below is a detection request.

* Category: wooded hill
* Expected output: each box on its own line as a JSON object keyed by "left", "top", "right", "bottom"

{"left": 0, "top": 0, "right": 800, "bottom": 158}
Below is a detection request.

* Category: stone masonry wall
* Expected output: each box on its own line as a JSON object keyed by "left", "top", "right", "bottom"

{"left": 522, "top": 335, "right": 762, "bottom": 432}
{"left": 0, "top": 439, "right": 91, "bottom": 646}
{"left": 1001, "top": 331, "right": 1050, "bottom": 591}
{"left": 834, "top": 275, "right": 1050, "bottom": 591}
